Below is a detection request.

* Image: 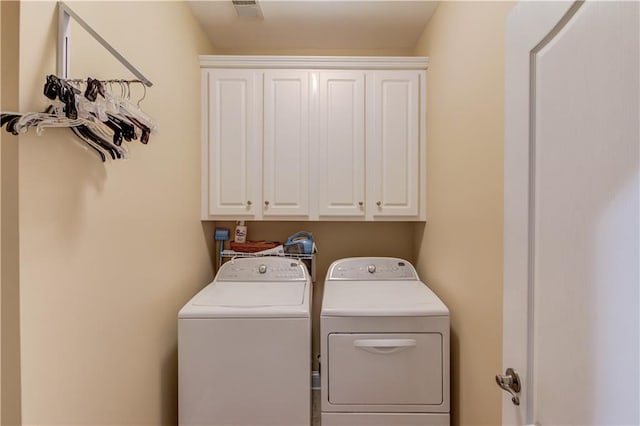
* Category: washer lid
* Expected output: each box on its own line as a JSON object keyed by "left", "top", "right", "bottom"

{"left": 179, "top": 280, "right": 310, "bottom": 318}
{"left": 195, "top": 281, "right": 305, "bottom": 307}
{"left": 321, "top": 281, "right": 448, "bottom": 317}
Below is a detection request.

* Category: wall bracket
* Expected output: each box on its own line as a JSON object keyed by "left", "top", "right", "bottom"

{"left": 57, "top": 1, "right": 153, "bottom": 87}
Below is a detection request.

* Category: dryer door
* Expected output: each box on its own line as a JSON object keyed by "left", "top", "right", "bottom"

{"left": 328, "top": 333, "right": 443, "bottom": 407}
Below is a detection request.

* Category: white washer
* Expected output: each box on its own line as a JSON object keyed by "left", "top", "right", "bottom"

{"left": 179, "top": 257, "right": 312, "bottom": 426}
{"left": 320, "top": 257, "right": 450, "bottom": 426}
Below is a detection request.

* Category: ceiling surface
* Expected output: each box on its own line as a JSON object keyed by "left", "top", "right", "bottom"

{"left": 187, "top": 1, "right": 438, "bottom": 52}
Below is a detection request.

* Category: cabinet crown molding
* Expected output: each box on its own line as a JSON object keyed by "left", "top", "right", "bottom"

{"left": 199, "top": 55, "right": 429, "bottom": 70}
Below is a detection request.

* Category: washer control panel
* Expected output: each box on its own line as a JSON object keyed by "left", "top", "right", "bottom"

{"left": 218, "top": 257, "right": 308, "bottom": 281}
{"left": 327, "top": 257, "right": 418, "bottom": 281}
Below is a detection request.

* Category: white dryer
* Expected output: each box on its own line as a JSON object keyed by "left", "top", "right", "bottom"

{"left": 320, "top": 257, "right": 450, "bottom": 426}
{"left": 179, "top": 256, "right": 312, "bottom": 426}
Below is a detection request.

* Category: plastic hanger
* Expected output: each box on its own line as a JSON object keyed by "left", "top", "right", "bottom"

{"left": 1, "top": 75, "right": 153, "bottom": 162}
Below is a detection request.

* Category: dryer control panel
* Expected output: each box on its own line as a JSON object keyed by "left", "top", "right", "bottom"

{"left": 217, "top": 257, "right": 308, "bottom": 281}
{"left": 327, "top": 257, "right": 418, "bottom": 281}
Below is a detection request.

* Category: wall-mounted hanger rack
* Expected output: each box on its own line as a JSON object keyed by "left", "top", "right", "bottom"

{"left": 1, "top": 2, "right": 155, "bottom": 162}
{"left": 57, "top": 1, "right": 153, "bottom": 87}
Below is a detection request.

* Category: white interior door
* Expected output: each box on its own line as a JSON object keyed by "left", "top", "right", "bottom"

{"left": 503, "top": 1, "right": 639, "bottom": 425}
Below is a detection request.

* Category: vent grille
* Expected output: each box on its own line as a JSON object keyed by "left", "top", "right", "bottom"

{"left": 232, "top": 0, "right": 262, "bottom": 18}
{"left": 232, "top": 0, "right": 256, "bottom": 5}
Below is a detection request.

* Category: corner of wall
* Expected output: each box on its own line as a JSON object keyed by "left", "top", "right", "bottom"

{"left": 411, "top": 3, "right": 434, "bottom": 281}
{"left": 408, "top": 2, "right": 514, "bottom": 426}
{"left": 1, "top": 1, "right": 22, "bottom": 424}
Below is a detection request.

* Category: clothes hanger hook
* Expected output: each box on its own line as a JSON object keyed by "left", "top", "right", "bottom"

{"left": 137, "top": 82, "right": 147, "bottom": 108}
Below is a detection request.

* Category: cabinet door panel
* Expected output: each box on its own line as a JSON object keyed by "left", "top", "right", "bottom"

{"left": 263, "top": 71, "right": 310, "bottom": 217}
{"left": 204, "top": 69, "right": 259, "bottom": 218}
{"left": 318, "top": 71, "right": 365, "bottom": 217}
{"left": 368, "top": 71, "right": 420, "bottom": 217}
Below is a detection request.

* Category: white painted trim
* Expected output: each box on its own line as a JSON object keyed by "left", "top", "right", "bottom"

{"left": 200, "top": 69, "right": 210, "bottom": 220}
{"left": 199, "top": 55, "right": 429, "bottom": 70}
{"left": 419, "top": 70, "right": 427, "bottom": 221}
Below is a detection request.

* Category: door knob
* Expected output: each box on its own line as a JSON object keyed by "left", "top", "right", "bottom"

{"left": 495, "top": 368, "right": 521, "bottom": 406}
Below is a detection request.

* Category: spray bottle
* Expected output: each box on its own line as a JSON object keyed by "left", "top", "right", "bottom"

{"left": 234, "top": 221, "right": 247, "bottom": 243}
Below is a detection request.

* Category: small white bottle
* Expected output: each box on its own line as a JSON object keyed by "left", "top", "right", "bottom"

{"left": 234, "top": 221, "right": 247, "bottom": 243}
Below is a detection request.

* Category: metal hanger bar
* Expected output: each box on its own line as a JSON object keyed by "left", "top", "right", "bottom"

{"left": 57, "top": 2, "right": 70, "bottom": 79}
{"left": 62, "top": 78, "right": 144, "bottom": 84}
{"left": 57, "top": 1, "right": 153, "bottom": 87}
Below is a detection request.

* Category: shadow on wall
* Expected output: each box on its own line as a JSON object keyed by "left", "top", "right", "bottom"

{"left": 21, "top": 127, "right": 107, "bottom": 239}
{"left": 201, "top": 221, "right": 218, "bottom": 273}
{"left": 161, "top": 344, "right": 178, "bottom": 425}
{"left": 450, "top": 328, "right": 460, "bottom": 426}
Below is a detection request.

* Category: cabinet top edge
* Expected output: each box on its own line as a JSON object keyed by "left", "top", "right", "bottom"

{"left": 199, "top": 55, "right": 429, "bottom": 70}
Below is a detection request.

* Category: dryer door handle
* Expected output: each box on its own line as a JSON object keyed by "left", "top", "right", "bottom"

{"left": 353, "top": 339, "right": 416, "bottom": 355}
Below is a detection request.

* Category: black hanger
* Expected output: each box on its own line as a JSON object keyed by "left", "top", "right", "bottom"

{"left": 107, "top": 113, "right": 136, "bottom": 142}
{"left": 0, "top": 113, "right": 22, "bottom": 135}
{"left": 127, "top": 116, "right": 151, "bottom": 144}
{"left": 70, "top": 127, "right": 107, "bottom": 162}
{"left": 2, "top": 75, "right": 150, "bottom": 162}
{"left": 73, "top": 125, "right": 119, "bottom": 160}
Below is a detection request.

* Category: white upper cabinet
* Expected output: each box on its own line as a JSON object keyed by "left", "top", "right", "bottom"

{"left": 202, "top": 69, "right": 260, "bottom": 219}
{"left": 263, "top": 71, "right": 310, "bottom": 217}
{"left": 367, "top": 71, "right": 421, "bottom": 218}
{"left": 317, "top": 71, "right": 366, "bottom": 217}
{"left": 200, "top": 56, "right": 427, "bottom": 221}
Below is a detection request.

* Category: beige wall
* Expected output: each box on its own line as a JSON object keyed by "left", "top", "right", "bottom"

{"left": 413, "top": 2, "right": 514, "bottom": 425}
{"left": 13, "top": 3, "right": 418, "bottom": 423}
{"left": 18, "top": 2, "right": 214, "bottom": 424}
{"left": 10, "top": 1, "right": 514, "bottom": 424}
{"left": 1, "top": 1, "right": 22, "bottom": 425}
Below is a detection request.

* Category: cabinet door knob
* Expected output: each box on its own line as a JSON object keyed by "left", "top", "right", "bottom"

{"left": 247, "top": 200, "right": 252, "bottom": 206}
{"left": 358, "top": 201, "right": 363, "bottom": 207}
{"left": 264, "top": 201, "right": 270, "bottom": 207}
{"left": 376, "top": 201, "right": 382, "bottom": 207}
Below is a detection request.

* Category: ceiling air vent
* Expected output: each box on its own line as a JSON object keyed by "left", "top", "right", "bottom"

{"left": 232, "top": 0, "right": 263, "bottom": 18}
